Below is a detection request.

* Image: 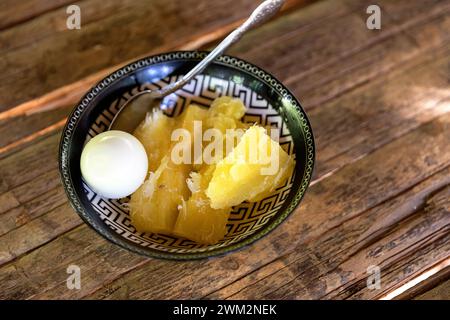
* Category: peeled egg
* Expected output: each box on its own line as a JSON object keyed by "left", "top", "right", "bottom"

{"left": 80, "top": 130, "right": 148, "bottom": 199}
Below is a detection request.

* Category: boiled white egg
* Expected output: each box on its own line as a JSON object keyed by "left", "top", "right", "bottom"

{"left": 80, "top": 130, "right": 148, "bottom": 199}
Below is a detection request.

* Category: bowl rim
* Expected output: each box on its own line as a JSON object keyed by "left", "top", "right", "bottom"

{"left": 59, "top": 50, "right": 315, "bottom": 260}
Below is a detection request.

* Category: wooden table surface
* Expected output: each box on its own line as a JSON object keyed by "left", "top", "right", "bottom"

{"left": 0, "top": 0, "right": 449, "bottom": 300}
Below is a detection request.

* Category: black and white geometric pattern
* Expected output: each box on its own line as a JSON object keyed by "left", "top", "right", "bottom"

{"left": 83, "top": 74, "right": 295, "bottom": 253}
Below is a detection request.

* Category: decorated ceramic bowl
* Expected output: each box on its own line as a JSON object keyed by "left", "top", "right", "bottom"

{"left": 59, "top": 51, "right": 315, "bottom": 259}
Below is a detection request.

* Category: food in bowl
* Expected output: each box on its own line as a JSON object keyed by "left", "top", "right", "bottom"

{"left": 60, "top": 51, "right": 315, "bottom": 259}
{"left": 128, "top": 96, "right": 295, "bottom": 244}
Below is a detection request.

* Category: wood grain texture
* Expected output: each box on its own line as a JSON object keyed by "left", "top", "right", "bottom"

{"left": 231, "top": 0, "right": 450, "bottom": 109}
{"left": 87, "top": 112, "right": 450, "bottom": 300}
{"left": 2, "top": 0, "right": 449, "bottom": 154}
{"left": 0, "top": 0, "right": 449, "bottom": 300}
{"left": 392, "top": 265, "right": 450, "bottom": 299}
{"left": 0, "top": 0, "right": 73, "bottom": 31}
{"left": 211, "top": 169, "right": 450, "bottom": 299}
{"left": 1, "top": 0, "right": 448, "bottom": 269}
{"left": 0, "top": 0, "right": 260, "bottom": 109}
{"left": 0, "top": 0, "right": 308, "bottom": 151}
{"left": 414, "top": 276, "right": 450, "bottom": 300}
{"left": 1, "top": 51, "right": 448, "bottom": 298}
